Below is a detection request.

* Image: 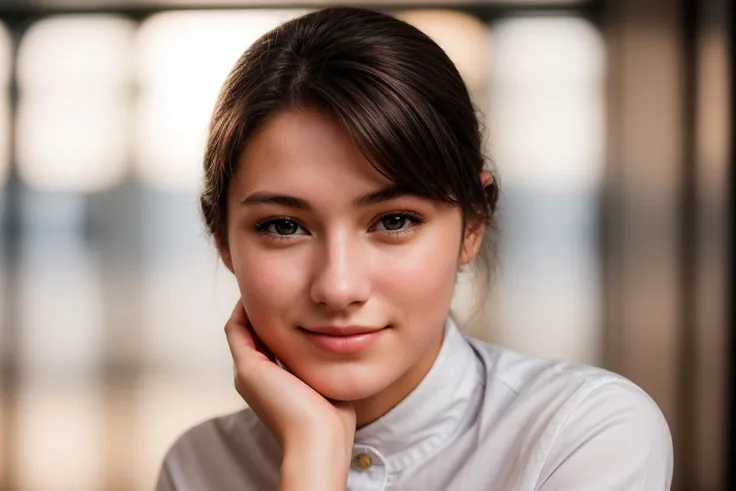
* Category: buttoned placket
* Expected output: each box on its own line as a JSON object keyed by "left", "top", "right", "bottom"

{"left": 347, "top": 445, "right": 389, "bottom": 491}
{"left": 346, "top": 317, "right": 482, "bottom": 490}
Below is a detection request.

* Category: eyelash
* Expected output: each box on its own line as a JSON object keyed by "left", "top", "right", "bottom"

{"left": 254, "top": 215, "right": 307, "bottom": 241}
{"left": 371, "top": 211, "right": 425, "bottom": 236}
{"left": 254, "top": 211, "right": 425, "bottom": 240}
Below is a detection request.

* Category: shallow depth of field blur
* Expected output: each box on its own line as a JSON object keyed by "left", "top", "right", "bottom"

{"left": 0, "top": 0, "right": 731, "bottom": 490}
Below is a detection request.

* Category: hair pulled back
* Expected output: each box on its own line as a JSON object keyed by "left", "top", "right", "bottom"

{"left": 201, "top": 6, "right": 500, "bottom": 293}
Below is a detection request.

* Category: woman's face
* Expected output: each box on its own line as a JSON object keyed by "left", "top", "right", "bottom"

{"left": 223, "top": 107, "right": 483, "bottom": 402}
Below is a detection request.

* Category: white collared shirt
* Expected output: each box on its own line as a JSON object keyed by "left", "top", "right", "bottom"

{"left": 156, "top": 318, "right": 673, "bottom": 490}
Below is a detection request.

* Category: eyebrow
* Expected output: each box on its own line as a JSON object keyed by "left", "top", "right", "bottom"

{"left": 239, "top": 184, "right": 414, "bottom": 210}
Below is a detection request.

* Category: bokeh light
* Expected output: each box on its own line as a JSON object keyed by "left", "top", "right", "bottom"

{"left": 489, "top": 17, "right": 605, "bottom": 364}
{"left": 397, "top": 10, "right": 490, "bottom": 94}
{"left": 15, "top": 16, "right": 136, "bottom": 192}
{"left": 134, "top": 10, "right": 306, "bottom": 192}
{"left": 490, "top": 17, "right": 605, "bottom": 190}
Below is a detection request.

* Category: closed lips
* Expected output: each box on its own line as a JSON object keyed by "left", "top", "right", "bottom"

{"left": 301, "top": 326, "right": 384, "bottom": 336}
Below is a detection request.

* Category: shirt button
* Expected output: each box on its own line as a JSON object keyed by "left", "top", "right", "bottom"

{"left": 354, "top": 453, "right": 372, "bottom": 470}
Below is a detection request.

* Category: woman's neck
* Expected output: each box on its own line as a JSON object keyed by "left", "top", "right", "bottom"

{"left": 352, "top": 332, "right": 445, "bottom": 428}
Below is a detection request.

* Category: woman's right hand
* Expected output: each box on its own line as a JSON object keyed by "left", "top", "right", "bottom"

{"left": 224, "top": 300, "right": 356, "bottom": 490}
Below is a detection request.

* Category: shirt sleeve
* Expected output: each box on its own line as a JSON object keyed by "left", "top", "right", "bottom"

{"left": 536, "top": 379, "right": 674, "bottom": 491}
{"left": 155, "top": 460, "right": 176, "bottom": 491}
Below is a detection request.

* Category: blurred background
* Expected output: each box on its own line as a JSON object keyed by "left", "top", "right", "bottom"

{"left": 0, "top": 0, "right": 731, "bottom": 490}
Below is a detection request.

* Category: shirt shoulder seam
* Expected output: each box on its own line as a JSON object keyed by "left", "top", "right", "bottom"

{"left": 534, "top": 376, "right": 635, "bottom": 488}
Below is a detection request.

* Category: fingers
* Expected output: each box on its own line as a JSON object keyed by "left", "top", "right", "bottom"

{"left": 225, "top": 299, "right": 276, "bottom": 364}
{"left": 225, "top": 301, "right": 282, "bottom": 412}
{"left": 254, "top": 332, "right": 277, "bottom": 363}
{"left": 225, "top": 300, "right": 256, "bottom": 360}
{"left": 229, "top": 298, "right": 250, "bottom": 327}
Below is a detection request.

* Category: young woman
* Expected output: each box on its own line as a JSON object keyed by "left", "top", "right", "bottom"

{"left": 155, "top": 7, "right": 673, "bottom": 491}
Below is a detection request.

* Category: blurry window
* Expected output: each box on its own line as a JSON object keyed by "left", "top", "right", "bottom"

{"left": 15, "top": 16, "right": 136, "bottom": 192}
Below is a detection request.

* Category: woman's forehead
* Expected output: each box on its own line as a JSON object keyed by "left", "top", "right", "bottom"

{"left": 234, "top": 107, "right": 393, "bottom": 196}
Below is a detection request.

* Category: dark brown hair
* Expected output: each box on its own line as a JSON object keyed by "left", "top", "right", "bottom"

{"left": 201, "top": 6, "right": 500, "bottom": 293}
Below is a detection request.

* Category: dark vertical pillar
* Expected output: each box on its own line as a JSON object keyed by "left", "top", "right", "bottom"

{"left": 726, "top": 1, "right": 735, "bottom": 487}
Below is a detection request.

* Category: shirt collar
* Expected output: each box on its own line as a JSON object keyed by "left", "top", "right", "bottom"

{"left": 353, "top": 315, "right": 484, "bottom": 472}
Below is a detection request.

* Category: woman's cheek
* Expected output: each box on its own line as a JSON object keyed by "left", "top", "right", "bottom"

{"left": 389, "top": 241, "right": 458, "bottom": 343}
{"left": 234, "top": 246, "right": 308, "bottom": 335}
{"left": 378, "top": 234, "right": 459, "bottom": 307}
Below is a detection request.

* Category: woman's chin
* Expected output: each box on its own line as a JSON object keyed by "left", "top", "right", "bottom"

{"left": 315, "top": 385, "right": 374, "bottom": 402}
{"left": 300, "top": 370, "right": 391, "bottom": 402}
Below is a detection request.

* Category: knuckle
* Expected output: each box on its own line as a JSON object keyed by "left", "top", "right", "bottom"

{"left": 233, "top": 374, "right": 247, "bottom": 399}
{"left": 224, "top": 320, "right": 235, "bottom": 335}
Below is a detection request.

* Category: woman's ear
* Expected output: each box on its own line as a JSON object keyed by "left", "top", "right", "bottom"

{"left": 459, "top": 219, "right": 485, "bottom": 266}
{"left": 459, "top": 170, "right": 493, "bottom": 266}
{"left": 216, "top": 238, "right": 235, "bottom": 274}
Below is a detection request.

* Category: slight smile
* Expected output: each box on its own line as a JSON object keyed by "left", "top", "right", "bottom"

{"left": 299, "top": 325, "right": 387, "bottom": 355}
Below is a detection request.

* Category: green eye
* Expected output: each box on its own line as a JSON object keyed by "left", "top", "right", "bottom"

{"left": 381, "top": 215, "right": 407, "bottom": 231}
{"left": 273, "top": 219, "right": 298, "bottom": 235}
{"left": 255, "top": 217, "right": 306, "bottom": 237}
{"left": 372, "top": 212, "right": 424, "bottom": 234}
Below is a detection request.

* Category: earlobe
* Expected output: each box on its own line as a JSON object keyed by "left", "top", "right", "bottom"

{"left": 458, "top": 169, "right": 493, "bottom": 265}
{"left": 459, "top": 170, "right": 493, "bottom": 266}
{"left": 459, "top": 220, "right": 485, "bottom": 266}
{"left": 479, "top": 169, "right": 494, "bottom": 191}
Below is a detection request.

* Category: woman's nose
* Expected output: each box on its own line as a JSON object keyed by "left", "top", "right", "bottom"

{"left": 310, "top": 231, "right": 370, "bottom": 311}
